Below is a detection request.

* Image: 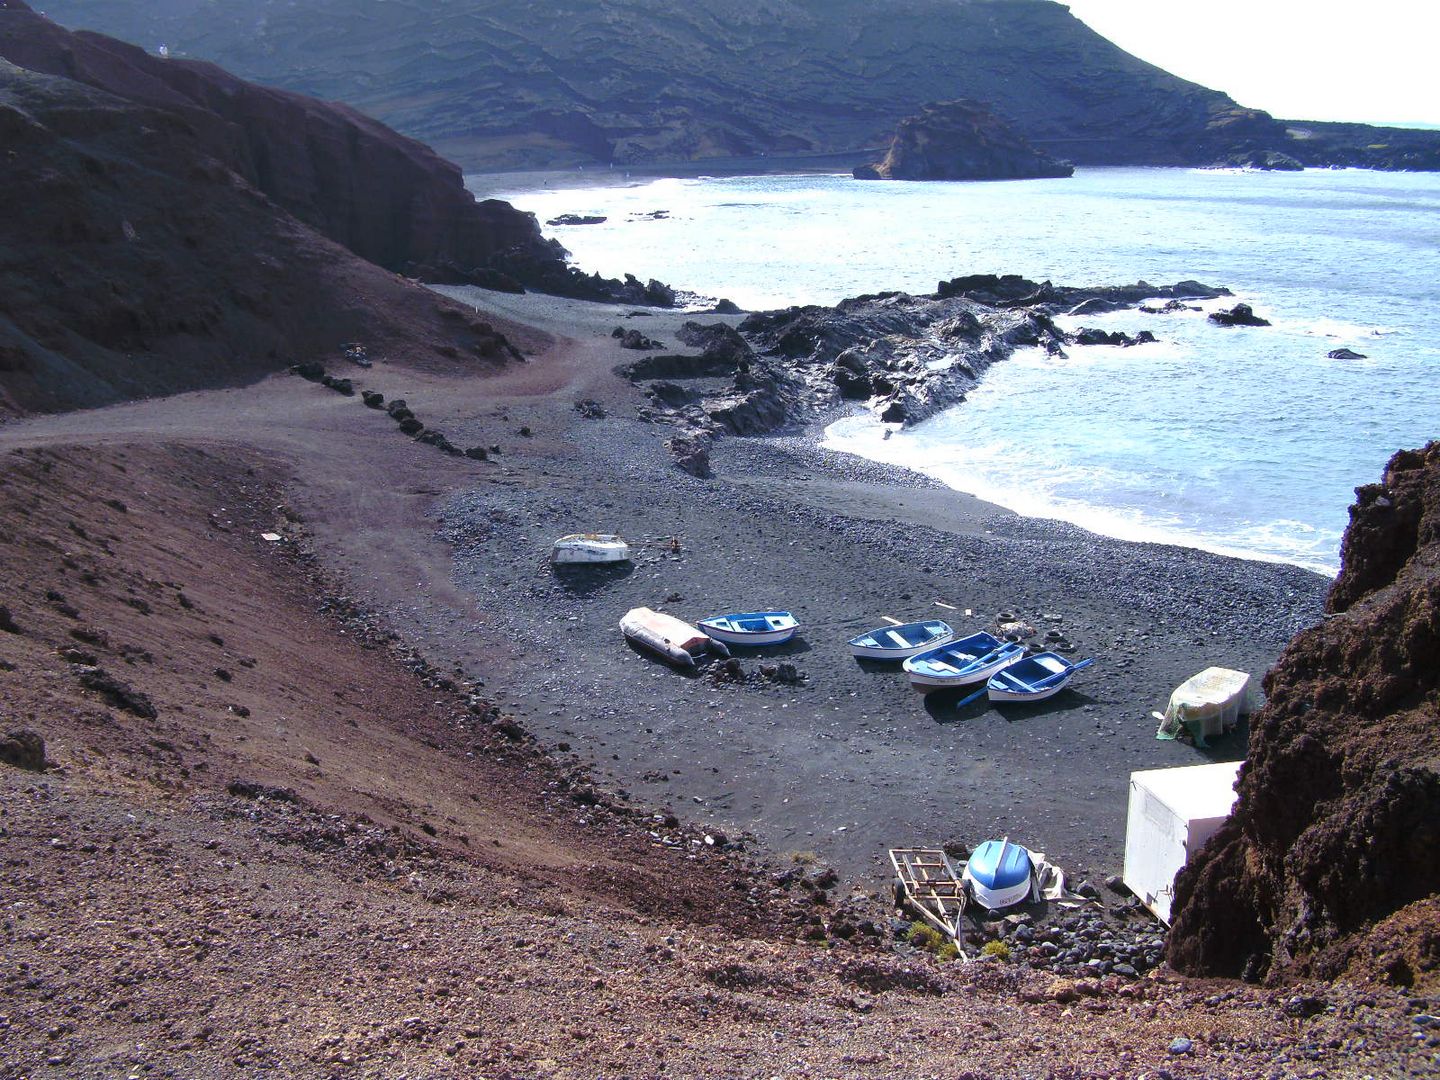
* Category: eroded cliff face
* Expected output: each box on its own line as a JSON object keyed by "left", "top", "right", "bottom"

{"left": 0, "top": 45, "right": 518, "bottom": 413}
{"left": 1168, "top": 444, "right": 1440, "bottom": 989}
{"left": 0, "top": 3, "right": 560, "bottom": 285}
{"left": 854, "top": 99, "right": 1074, "bottom": 181}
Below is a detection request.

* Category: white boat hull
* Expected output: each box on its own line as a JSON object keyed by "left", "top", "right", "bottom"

{"left": 907, "top": 654, "right": 1019, "bottom": 693}
{"left": 552, "top": 534, "right": 630, "bottom": 564}
{"left": 848, "top": 621, "right": 954, "bottom": 660}
{"left": 699, "top": 612, "right": 799, "bottom": 647}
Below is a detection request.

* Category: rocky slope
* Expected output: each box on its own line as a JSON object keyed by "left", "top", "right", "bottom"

{"left": 0, "top": 4, "right": 679, "bottom": 302}
{"left": 1168, "top": 443, "right": 1440, "bottom": 989}
{"left": 35, "top": 0, "right": 1309, "bottom": 171}
{"left": 854, "top": 99, "right": 1074, "bottom": 181}
{"left": 0, "top": 53, "right": 524, "bottom": 415}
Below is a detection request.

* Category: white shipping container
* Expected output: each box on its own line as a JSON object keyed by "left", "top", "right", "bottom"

{"left": 1123, "top": 761, "right": 1242, "bottom": 925}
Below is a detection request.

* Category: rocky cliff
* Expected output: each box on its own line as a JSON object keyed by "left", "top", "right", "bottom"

{"left": 0, "top": 2, "right": 572, "bottom": 290}
{"left": 0, "top": 16, "right": 527, "bottom": 414}
{"left": 1168, "top": 443, "right": 1440, "bottom": 989}
{"left": 33, "top": 0, "right": 1304, "bottom": 171}
{"left": 854, "top": 99, "right": 1074, "bottom": 180}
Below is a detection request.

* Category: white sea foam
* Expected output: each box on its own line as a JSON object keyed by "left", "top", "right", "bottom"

{"left": 492, "top": 167, "right": 1440, "bottom": 573}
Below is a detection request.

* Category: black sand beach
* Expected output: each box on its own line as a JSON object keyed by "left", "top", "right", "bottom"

{"left": 420, "top": 288, "right": 1329, "bottom": 890}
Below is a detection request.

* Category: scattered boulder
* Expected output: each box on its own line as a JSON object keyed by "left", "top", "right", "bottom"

{"left": 612, "top": 327, "right": 663, "bottom": 350}
{"left": 464, "top": 446, "right": 489, "bottom": 461}
{"left": 385, "top": 399, "right": 409, "bottom": 417}
{"left": 710, "top": 299, "right": 742, "bottom": 314}
{"left": 292, "top": 361, "right": 326, "bottom": 382}
{"left": 1218, "top": 149, "right": 1304, "bottom": 171}
{"left": 0, "top": 729, "right": 47, "bottom": 771}
{"left": 76, "top": 666, "right": 157, "bottom": 719}
{"left": 1071, "top": 328, "right": 1158, "bottom": 347}
{"left": 397, "top": 417, "right": 423, "bottom": 436}
{"left": 321, "top": 375, "right": 355, "bottom": 395}
{"left": 361, "top": 390, "right": 385, "bottom": 409}
{"left": 227, "top": 778, "right": 299, "bottom": 803}
{"left": 1140, "top": 299, "right": 1200, "bottom": 314}
{"left": 1208, "top": 303, "right": 1270, "bottom": 327}
{"left": 668, "top": 432, "right": 713, "bottom": 478}
{"left": 574, "top": 399, "right": 606, "bottom": 419}
{"left": 1328, "top": 347, "right": 1368, "bottom": 360}
{"left": 546, "top": 213, "right": 607, "bottom": 226}
{"left": 0, "top": 604, "right": 21, "bottom": 634}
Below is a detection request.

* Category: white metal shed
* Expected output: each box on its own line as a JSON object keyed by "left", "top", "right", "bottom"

{"left": 1123, "top": 761, "right": 1241, "bottom": 924}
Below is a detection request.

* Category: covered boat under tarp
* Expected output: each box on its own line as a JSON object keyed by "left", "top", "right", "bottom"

{"left": 619, "top": 606, "right": 724, "bottom": 667}
{"left": 1155, "top": 666, "right": 1258, "bottom": 745}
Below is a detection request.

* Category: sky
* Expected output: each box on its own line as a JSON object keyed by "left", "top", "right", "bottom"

{"left": 1062, "top": 1, "right": 1440, "bottom": 127}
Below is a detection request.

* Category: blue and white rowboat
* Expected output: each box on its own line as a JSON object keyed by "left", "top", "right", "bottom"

{"left": 698, "top": 611, "right": 799, "bottom": 647}
{"left": 962, "top": 838, "right": 1034, "bottom": 910}
{"left": 903, "top": 631, "right": 1026, "bottom": 693}
{"left": 848, "top": 619, "right": 954, "bottom": 660}
{"left": 985, "top": 652, "right": 1094, "bottom": 703}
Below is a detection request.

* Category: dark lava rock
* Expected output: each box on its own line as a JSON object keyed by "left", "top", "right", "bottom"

{"left": 1071, "top": 327, "right": 1158, "bottom": 347}
{"left": 77, "top": 666, "right": 157, "bottom": 719}
{"left": 293, "top": 362, "right": 326, "bottom": 382}
{"left": 1328, "top": 348, "right": 1368, "bottom": 360}
{"left": 0, "top": 729, "right": 47, "bottom": 771}
{"left": 1218, "top": 148, "right": 1304, "bottom": 171}
{"left": 397, "top": 417, "right": 424, "bottom": 436}
{"left": 227, "top": 779, "right": 299, "bottom": 803}
{"left": 574, "top": 398, "right": 606, "bottom": 419}
{"left": 361, "top": 390, "right": 385, "bottom": 408}
{"left": 385, "top": 399, "right": 409, "bottom": 417}
{"left": 1208, "top": 303, "right": 1270, "bottom": 327}
{"left": 546, "top": 213, "right": 607, "bottom": 226}
{"left": 612, "top": 327, "right": 663, "bottom": 350}
{"left": 0, "top": 604, "right": 21, "bottom": 633}
{"left": 710, "top": 299, "right": 742, "bottom": 315}
{"left": 667, "top": 432, "right": 713, "bottom": 478}
{"left": 855, "top": 99, "right": 1073, "bottom": 182}
{"left": 1169, "top": 443, "right": 1440, "bottom": 983}
{"left": 321, "top": 375, "right": 355, "bottom": 395}
{"left": 464, "top": 446, "right": 489, "bottom": 461}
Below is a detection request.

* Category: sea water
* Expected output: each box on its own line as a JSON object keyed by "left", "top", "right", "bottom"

{"left": 486, "top": 168, "right": 1440, "bottom": 574}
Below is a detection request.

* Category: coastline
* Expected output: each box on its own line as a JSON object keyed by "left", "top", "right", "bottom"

{"left": 424, "top": 287, "right": 1330, "bottom": 886}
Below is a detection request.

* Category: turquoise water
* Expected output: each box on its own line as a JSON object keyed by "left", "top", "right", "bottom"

{"left": 490, "top": 168, "right": 1440, "bottom": 573}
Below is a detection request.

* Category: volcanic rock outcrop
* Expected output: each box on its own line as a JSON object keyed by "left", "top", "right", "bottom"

{"left": 854, "top": 100, "right": 1073, "bottom": 181}
{"left": 1168, "top": 443, "right": 1440, "bottom": 988}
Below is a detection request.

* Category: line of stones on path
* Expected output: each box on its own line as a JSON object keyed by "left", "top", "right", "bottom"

{"left": 290, "top": 361, "right": 497, "bottom": 461}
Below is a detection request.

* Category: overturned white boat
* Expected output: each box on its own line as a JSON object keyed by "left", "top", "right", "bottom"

{"left": 620, "top": 606, "right": 727, "bottom": 667}
{"left": 552, "top": 533, "right": 630, "bottom": 564}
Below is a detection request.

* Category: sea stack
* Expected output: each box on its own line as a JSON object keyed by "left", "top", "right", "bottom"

{"left": 854, "top": 99, "right": 1074, "bottom": 181}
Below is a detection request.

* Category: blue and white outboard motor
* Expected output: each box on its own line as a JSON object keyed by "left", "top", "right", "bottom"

{"left": 961, "top": 837, "right": 1034, "bottom": 910}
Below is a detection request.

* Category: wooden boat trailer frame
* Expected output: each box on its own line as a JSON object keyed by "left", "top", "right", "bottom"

{"left": 889, "top": 848, "right": 970, "bottom": 962}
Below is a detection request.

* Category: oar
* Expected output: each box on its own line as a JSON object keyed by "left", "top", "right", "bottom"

{"left": 952, "top": 643, "right": 1027, "bottom": 708}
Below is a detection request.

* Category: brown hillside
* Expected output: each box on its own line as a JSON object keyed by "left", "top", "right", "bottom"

{"left": 1169, "top": 443, "right": 1440, "bottom": 988}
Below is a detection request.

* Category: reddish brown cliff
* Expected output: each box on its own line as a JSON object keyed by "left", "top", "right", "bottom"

{"left": 1168, "top": 443, "right": 1440, "bottom": 989}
